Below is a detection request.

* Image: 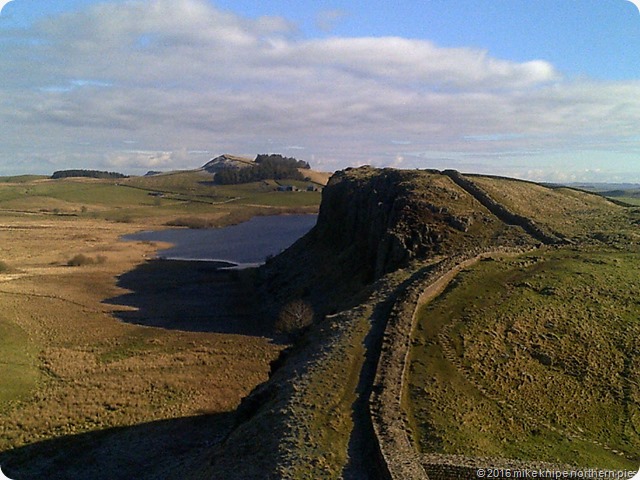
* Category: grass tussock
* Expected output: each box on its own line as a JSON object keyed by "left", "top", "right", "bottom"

{"left": 67, "top": 254, "right": 107, "bottom": 267}
{"left": 0, "top": 260, "right": 11, "bottom": 273}
{"left": 105, "top": 213, "right": 134, "bottom": 223}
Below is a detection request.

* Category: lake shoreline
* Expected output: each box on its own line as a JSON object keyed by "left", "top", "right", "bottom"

{"left": 122, "top": 213, "right": 317, "bottom": 266}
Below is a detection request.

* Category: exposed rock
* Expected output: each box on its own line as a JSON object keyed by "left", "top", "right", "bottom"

{"left": 190, "top": 166, "right": 631, "bottom": 479}
{"left": 202, "top": 154, "right": 255, "bottom": 174}
{"left": 259, "top": 167, "right": 535, "bottom": 318}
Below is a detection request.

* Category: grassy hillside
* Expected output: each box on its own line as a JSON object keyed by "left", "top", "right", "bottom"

{"left": 1, "top": 166, "right": 637, "bottom": 477}
{"left": 0, "top": 169, "right": 323, "bottom": 227}
{"left": 407, "top": 248, "right": 639, "bottom": 468}
{"left": 0, "top": 175, "right": 49, "bottom": 183}
{"left": 231, "top": 168, "right": 639, "bottom": 476}
{"left": 0, "top": 317, "right": 39, "bottom": 408}
{"left": 470, "top": 175, "right": 635, "bottom": 241}
{"left": 564, "top": 184, "right": 640, "bottom": 207}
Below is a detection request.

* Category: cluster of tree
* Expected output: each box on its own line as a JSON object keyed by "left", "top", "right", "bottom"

{"left": 215, "top": 164, "right": 305, "bottom": 185}
{"left": 215, "top": 154, "right": 309, "bottom": 185}
{"left": 51, "top": 169, "right": 128, "bottom": 179}
{"left": 255, "top": 154, "right": 310, "bottom": 170}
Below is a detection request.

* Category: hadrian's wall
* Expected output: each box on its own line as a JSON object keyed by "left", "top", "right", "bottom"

{"left": 367, "top": 246, "right": 588, "bottom": 480}
{"left": 422, "top": 454, "right": 576, "bottom": 480}
{"left": 369, "top": 251, "right": 476, "bottom": 480}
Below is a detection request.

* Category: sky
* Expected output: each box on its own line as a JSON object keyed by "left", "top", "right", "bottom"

{"left": 1, "top": 0, "right": 640, "bottom": 182}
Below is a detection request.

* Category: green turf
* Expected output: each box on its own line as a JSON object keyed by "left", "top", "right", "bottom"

{"left": 0, "top": 172, "right": 322, "bottom": 223}
{"left": 0, "top": 175, "right": 48, "bottom": 183}
{"left": 611, "top": 197, "right": 640, "bottom": 206}
{"left": 407, "top": 248, "right": 640, "bottom": 468}
{"left": 0, "top": 318, "right": 39, "bottom": 409}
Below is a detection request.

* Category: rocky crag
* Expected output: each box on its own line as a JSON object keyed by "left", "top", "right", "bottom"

{"left": 186, "top": 167, "right": 637, "bottom": 479}
{"left": 258, "top": 167, "right": 536, "bottom": 319}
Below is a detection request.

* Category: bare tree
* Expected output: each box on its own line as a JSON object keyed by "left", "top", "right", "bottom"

{"left": 275, "top": 299, "right": 314, "bottom": 335}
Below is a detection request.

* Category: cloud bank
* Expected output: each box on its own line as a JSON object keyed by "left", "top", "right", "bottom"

{"left": 1, "top": 0, "right": 639, "bottom": 181}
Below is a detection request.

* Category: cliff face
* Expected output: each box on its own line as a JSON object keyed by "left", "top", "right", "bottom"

{"left": 260, "top": 166, "right": 534, "bottom": 315}
{"left": 261, "top": 163, "right": 631, "bottom": 321}
{"left": 316, "top": 167, "right": 454, "bottom": 279}
{"left": 311, "top": 166, "right": 548, "bottom": 279}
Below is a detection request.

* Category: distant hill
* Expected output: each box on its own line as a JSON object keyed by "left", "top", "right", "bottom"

{"left": 556, "top": 182, "right": 640, "bottom": 206}
{"left": 202, "top": 154, "right": 255, "bottom": 174}
{"left": 202, "top": 153, "right": 329, "bottom": 186}
{"left": 300, "top": 169, "right": 331, "bottom": 186}
{"left": 563, "top": 182, "right": 640, "bottom": 191}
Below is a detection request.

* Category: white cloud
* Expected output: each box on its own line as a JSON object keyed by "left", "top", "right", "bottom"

{"left": 0, "top": 0, "right": 13, "bottom": 15}
{"left": 290, "top": 37, "right": 558, "bottom": 90}
{"left": 105, "top": 150, "right": 180, "bottom": 169}
{"left": 0, "top": 0, "right": 639, "bottom": 181}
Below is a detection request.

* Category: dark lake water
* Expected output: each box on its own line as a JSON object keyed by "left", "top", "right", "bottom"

{"left": 124, "top": 214, "right": 317, "bottom": 267}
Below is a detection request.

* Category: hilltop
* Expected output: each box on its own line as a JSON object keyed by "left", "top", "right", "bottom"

{"left": 259, "top": 166, "right": 637, "bottom": 316}
{"left": 191, "top": 166, "right": 639, "bottom": 479}
{"left": 202, "top": 154, "right": 256, "bottom": 173}
{"left": 201, "top": 153, "right": 329, "bottom": 187}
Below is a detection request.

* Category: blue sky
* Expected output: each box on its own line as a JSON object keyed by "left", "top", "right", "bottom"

{"left": 1, "top": 0, "right": 640, "bottom": 182}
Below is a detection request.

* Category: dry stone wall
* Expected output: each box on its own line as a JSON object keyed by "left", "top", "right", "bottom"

{"left": 442, "top": 170, "right": 566, "bottom": 245}
{"left": 369, "top": 247, "right": 543, "bottom": 480}
{"left": 422, "top": 454, "right": 574, "bottom": 480}
{"left": 369, "top": 253, "right": 477, "bottom": 480}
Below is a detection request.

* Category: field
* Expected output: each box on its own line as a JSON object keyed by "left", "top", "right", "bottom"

{"left": 0, "top": 170, "right": 323, "bottom": 477}
{"left": 407, "top": 248, "right": 640, "bottom": 468}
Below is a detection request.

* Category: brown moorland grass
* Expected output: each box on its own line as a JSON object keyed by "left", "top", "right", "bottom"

{"left": 470, "top": 175, "right": 637, "bottom": 241}
{"left": 0, "top": 220, "right": 278, "bottom": 442}
{"left": 0, "top": 207, "right": 284, "bottom": 476}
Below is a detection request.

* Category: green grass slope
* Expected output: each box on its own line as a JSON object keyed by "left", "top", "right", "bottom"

{"left": 470, "top": 175, "right": 639, "bottom": 243}
{"left": 0, "top": 170, "right": 322, "bottom": 225}
{"left": 408, "top": 248, "right": 639, "bottom": 468}
{"left": 0, "top": 315, "right": 39, "bottom": 410}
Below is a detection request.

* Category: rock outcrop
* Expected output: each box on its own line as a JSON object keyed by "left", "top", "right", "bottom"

{"left": 202, "top": 154, "right": 254, "bottom": 174}
{"left": 260, "top": 166, "right": 535, "bottom": 317}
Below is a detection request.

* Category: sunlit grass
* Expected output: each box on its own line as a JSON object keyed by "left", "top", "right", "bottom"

{"left": 407, "top": 248, "right": 640, "bottom": 468}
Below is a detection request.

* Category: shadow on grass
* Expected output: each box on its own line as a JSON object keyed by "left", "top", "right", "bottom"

{"left": 104, "top": 259, "right": 271, "bottom": 337}
{"left": 0, "top": 412, "right": 234, "bottom": 480}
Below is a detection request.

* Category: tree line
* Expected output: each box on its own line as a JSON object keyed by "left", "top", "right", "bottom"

{"left": 51, "top": 169, "right": 128, "bottom": 179}
{"left": 255, "top": 154, "right": 310, "bottom": 169}
{"left": 215, "top": 154, "right": 310, "bottom": 185}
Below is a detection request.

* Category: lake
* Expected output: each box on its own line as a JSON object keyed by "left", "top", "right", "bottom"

{"left": 124, "top": 214, "right": 317, "bottom": 267}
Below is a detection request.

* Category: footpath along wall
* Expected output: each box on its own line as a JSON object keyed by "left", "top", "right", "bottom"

{"left": 369, "top": 251, "right": 481, "bottom": 480}
{"left": 368, "top": 246, "right": 585, "bottom": 480}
